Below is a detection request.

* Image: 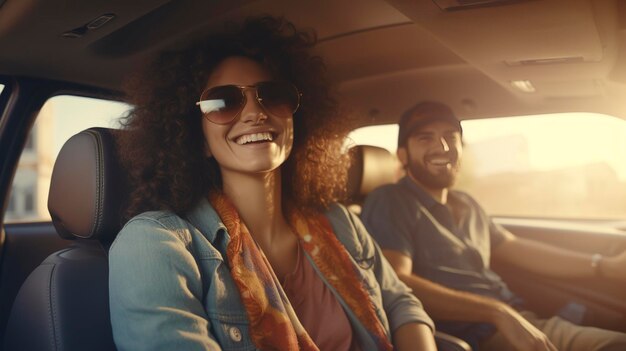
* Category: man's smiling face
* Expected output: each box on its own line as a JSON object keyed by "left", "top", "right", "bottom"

{"left": 399, "top": 120, "right": 463, "bottom": 191}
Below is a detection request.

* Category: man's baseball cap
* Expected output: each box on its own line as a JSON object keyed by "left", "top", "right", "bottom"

{"left": 397, "top": 101, "right": 462, "bottom": 147}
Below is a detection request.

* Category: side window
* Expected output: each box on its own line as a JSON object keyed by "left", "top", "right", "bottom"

{"left": 457, "top": 114, "right": 626, "bottom": 219}
{"left": 7, "top": 192, "right": 15, "bottom": 213}
{"left": 23, "top": 132, "right": 35, "bottom": 152}
{"left": 348, "top": 113, "right": 626, "bottom": 220}
{"left": 4, "top": 95, "right": 130, "bottom": 223}
{"left": 23, "top": 189, "right": 35, "bottom": 214}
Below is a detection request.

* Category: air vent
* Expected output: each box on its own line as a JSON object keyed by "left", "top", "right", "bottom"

{"left": 432, "top": 0, "right": 533, "bottom": 11}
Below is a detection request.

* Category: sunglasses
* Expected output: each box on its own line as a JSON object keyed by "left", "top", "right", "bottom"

{"left": 195, "top": 81, "right": 301, "bottom": 125}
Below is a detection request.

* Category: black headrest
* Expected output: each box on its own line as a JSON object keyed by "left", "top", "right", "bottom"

{"left": 48, "top": 128, "right": 127, "bottom": 242}
{"left": 347, "top": 145, "right": 403, "bottom": 203}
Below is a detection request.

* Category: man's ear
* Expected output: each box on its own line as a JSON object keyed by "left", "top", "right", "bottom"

{"left": 397, "top": 147, "right": 408, "bottom": 167}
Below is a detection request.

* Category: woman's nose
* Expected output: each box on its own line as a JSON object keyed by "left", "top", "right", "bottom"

{"left": 239, "top": 89, "right": 267, "bottom": 124}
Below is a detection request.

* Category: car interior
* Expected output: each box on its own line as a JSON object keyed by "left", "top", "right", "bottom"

{"left": 1, "top": 0, "right": 626, "bottom": 350}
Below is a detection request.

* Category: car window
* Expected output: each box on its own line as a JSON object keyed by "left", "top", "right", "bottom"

{"left": 348, "top": 113, "right": 626, "bottom": 220}
{"left": 4, "top": 95, "right": 130, "bottom": 223}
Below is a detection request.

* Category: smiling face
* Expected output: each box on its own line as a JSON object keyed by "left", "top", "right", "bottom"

{"left": 201, "top": 56, "right": 294, "bottom": 177}
{"left": 398, "top": 120, "right": 463, "bottom": 191}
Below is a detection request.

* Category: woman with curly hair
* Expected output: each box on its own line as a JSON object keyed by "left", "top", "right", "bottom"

{"left": 109, "top": 17, "right": 436, "bottom": 351}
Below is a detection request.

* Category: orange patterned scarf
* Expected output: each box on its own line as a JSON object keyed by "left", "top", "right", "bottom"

{"left": 209, "top": 193, "right": 392, "bottom": 351}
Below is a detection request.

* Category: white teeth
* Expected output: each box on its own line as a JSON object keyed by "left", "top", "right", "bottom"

{"left": 235, "top": 132, "right": 274, "bottom": 145}
{"left": 429, "top": 158, "right": 450, "bottom": 165}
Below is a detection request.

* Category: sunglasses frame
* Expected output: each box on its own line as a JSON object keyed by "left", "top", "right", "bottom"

{"left": 195, "top": 81, "right": 302, "bottom": 125}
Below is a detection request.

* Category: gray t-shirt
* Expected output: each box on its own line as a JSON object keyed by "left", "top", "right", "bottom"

{"left": 361, "top": 177, "right": 520, "bottom": 346}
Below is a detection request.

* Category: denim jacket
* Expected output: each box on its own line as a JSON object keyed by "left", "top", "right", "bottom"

{"left": 109, "top": 200, "right": 433, "bottom": 351}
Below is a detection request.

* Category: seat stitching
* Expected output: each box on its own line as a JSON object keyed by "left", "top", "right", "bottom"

{"left": 48, "top": 263, "right": 59, "bottom": 351}
{"left": 84, "top": 130, "right": 104, "bottom": 237}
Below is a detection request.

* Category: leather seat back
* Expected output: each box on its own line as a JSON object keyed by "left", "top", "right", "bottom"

{"left": 346, "top": 145, "right": 403, "bottom": 212}
{"left": 4, "top": 128, "right": 125, "bottom": 351}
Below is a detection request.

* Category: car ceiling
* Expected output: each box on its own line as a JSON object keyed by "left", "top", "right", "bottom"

{"left": 0, "top": 0, "right": 625, "bottom": 126}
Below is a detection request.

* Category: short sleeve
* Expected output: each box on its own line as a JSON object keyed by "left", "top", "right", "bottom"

{"left": 109, "top": 215, "right": 221, "bottom": 351}
{"left": 360, "top": 186, "right": 417, "bottom": 259}
{"left": 488, "top": 219, "right": 514, "bottom": 249}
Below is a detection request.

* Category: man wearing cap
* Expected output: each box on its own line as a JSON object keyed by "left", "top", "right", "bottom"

{"left": 360, "top": 101, "right": 626, "bottom": 351}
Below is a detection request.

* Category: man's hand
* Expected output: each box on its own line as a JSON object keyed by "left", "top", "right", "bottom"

{"left": 384, "top": 248, "right": 558, "bottom": 350}
{"left": 492, "top": 303, "right": 557, "bottom": 351}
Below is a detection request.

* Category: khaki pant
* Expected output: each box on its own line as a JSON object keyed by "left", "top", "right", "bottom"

{"left": 481, "top": 311, "right": 626, "bottom": 351}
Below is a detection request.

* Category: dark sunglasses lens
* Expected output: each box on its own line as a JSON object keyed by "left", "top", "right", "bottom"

{"left": 198, "top": 86, "right": 244, "bottom": 123}
{"left": 257, "top": 82, "right": 300, "bottom": 118}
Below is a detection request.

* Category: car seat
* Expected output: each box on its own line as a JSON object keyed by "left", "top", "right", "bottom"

{"left": 3, "top": 128, "right": 122, "bottom": 351}
{"left": 346, "top": 145, "right": 403, "bottom": 207}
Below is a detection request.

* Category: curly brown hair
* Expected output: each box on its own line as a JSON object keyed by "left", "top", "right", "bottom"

{"left": 118, "top": 16, "right": 351, "bottom": 219}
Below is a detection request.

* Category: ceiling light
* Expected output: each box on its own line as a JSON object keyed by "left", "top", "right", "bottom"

{"left": 510, "top": 80, "right": 536, "bottom": 93}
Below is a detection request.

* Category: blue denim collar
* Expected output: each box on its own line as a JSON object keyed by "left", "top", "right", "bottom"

{"left": 185, "top": 197, "right": 228, "bottom": 244}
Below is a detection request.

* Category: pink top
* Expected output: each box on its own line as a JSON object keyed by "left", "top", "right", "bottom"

{"left": 282, "top": 244, "right": 361, "bottom": 351}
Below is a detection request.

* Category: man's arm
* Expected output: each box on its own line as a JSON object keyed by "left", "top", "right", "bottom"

{"left": 383, "top": 249, "right": 509, "bottom": 323}
{"left": 393, "top": 323, "right": 437, "bottom": 351}
{"left": 492, "top": 234, "right": 626, "bottom": 281}
{"left": 383, "top": 249, "right": 557, "bottom": 351}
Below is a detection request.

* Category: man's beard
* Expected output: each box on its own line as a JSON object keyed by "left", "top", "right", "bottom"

{"left": 407, "top": 152, "right": 459, "bottom": 190}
